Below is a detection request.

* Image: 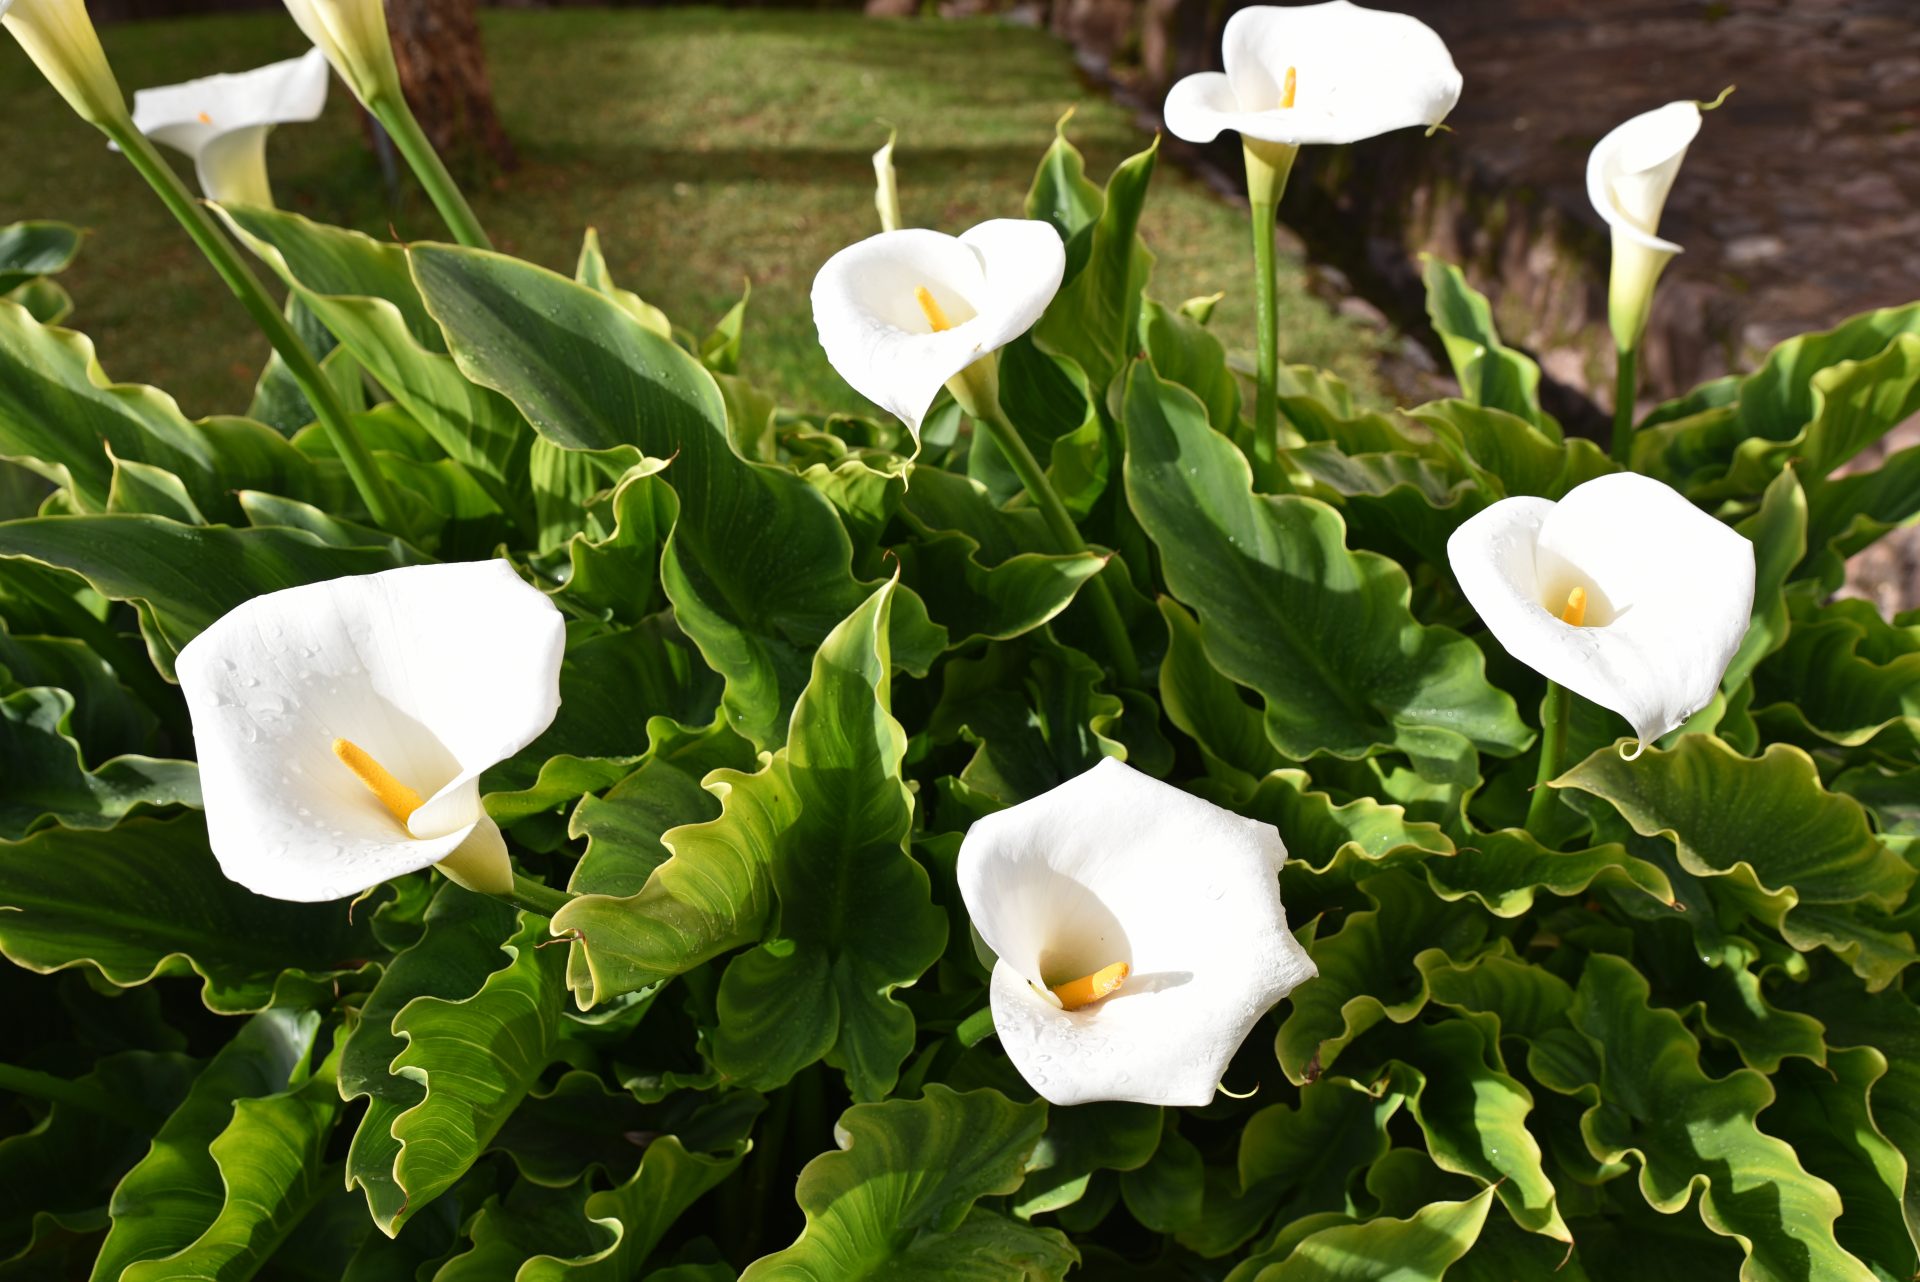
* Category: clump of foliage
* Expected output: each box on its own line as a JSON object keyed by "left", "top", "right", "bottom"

{"left": 2, "top": 110, "right": 1919, "bottom": 1281}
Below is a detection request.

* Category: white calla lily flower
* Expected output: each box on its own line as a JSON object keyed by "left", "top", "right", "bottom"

{"left": 0, "top": 0, "right": 127, "bottom": 126}
{"left": 1447, "top": 472, "right": 1754, "bottom": 749}
{"left": 958, "top": 757, "right": 1317, "bottom": 1107}
{"left": 177, "top": 560, "right": 565, "bottom": 903}
{"left": 128, "top": 48, "right": 329, "bottom": 207}
{"left": 1163, "top": 1, "right": 1462, "bottom": 148}
{"left": 282, "top": 0, "right": 403, "bottom": 110}
{"left": 811, "top": 218, "right": 1065, "bottom": 436}
{"left": 1587, "top": 100, "right": 1702, "bottom": 351}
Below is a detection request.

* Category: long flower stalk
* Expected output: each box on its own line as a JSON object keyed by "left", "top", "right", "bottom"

{"left": 104, "top": 118, "right": 409, "bottom": 536}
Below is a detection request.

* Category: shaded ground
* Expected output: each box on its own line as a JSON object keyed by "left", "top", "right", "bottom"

{"left": 0, "top": 8, "right": 1387, "bottom": 418}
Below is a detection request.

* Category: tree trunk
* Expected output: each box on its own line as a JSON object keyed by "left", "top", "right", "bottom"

{"left": 383, "top": 0, "right": 517, "bottom": 176}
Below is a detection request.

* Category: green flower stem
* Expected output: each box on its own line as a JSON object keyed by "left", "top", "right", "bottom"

{"left": 372, "top": 96, "right": 492, "bottom": 251}
{"left": 496, "top": 871, "right": 573, "bottom": 918}
{"left": 956, "top": 1006, "right": 996, "bottom": 1047}
{"left": 972, "top": 393, "right": 1143, "bottom": 689}
{"left": 1525, "top": 680, "right": 1572, "bottom": 834}
{"left": 1610, "top": 344, "right": 1640, "bottom": 464}
{"left": 1243, "top": 138, "right": 1299, "bottom": 495}
{"left": 103, "top": 121, "right": 409, "bottom": 537}
{"left": 0, "top": 1061, "right": 160, "bottom": 1130}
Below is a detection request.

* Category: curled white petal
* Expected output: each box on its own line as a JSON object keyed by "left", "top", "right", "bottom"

{"left": 958, "top": 758, "right": 1317, "bottom": 1107}
{"left": 1586, "top": 100, "right": 1700, "bottom": 255}
{"left": 177, "top": 560, "right": 565, "bottom": 902}
{"left": 810, "top": 218, "right": 1064, "bottom": 434}
{"left": 1164, "top": 1, "right": 1462, "bottom": 147}
{"left": 1447, "top": 472, "right": 1755, "bottom": 746}
{"left": 130, "top": 48, "right": 329, "bottom": 205}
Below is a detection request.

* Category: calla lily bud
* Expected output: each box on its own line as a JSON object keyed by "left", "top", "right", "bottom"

{"left": 872, "top": 128, "right": 901, "bottom": 234}
{"left": 282, "top": 0, "right": 403, "bottom": 112}
{"left": 128, "top": 47, "right": 329, "bottom": 207}
{"left": 958, "top": 757, "right": 1318, "bottom": 1107}
{"left": 1588, "top": 100, "right": 1703, "bottom": 353}
{"left": 811, "top": 218, "right": 1064, "bottom": 436}
{"left": 1163, "top": 0, "right": 1462, "bottom": 150}
{"left": 177, "top": 560, "right": 566, "bottom": 903}
{"left": 1447, "top": 472, "right": 1754, "bottom": 749}
{"left": 0, "top": 0, "right": 128, "bottom": 128}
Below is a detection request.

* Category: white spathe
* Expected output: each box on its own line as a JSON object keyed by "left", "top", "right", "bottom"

{"left": 282, "top": 0, "right": 402, "bottom": 110}
{"left": 1587, "top": 100, "right": 1702, "bottom": 350}
{"left": 1, "top": 0, "right": 127, "bottom": 126}
{"left": 958, "top": 757, "right": 1318, "bottom": 1108}
{"left": 1447, "top": 472, "right": 1755, "bottom": 747}
{"left": 177, "top": 560, "right": 566, "bottom": 903}
{"left": 1163, "top": 1, "right": 1462, "bottom": 148}
{"left": 129, "top": 48, "right": 329, "bottom": 207}
{"left": 811, "top": 219, "right": 1065, "bottom": 435}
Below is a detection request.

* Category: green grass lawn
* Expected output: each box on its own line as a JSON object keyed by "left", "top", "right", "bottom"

{"left": 0, "top": 7, "right": 1383, "bottom": 419}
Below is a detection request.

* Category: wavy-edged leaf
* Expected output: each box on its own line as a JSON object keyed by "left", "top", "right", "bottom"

{"left": 1754, "top": 597, "right": 1919, "bottom": 750}
{"left": 218, "top": 205, "right": 534, "bottom": 525}
{"left": 340, "top": 882, "right": 517, "bottom": 1231}
{"left": 740, "top": 1085, "right": 1073, "bottom": 1281}
{"left": 1238, "top": 768, "right": 1453, "bottom": 874}
{"left": 1157, "top": 595, "right": 1282, "bottom": 787}
{"left": 1276, "top": 873, "right": 1489, "bottom": 1083}
{"left": 0, "top": 685, "right": 197, "bottom": 838}
{"left": 1122, "top": 359, "right": 1529, "bottom": 767}
{"left": 91, "top": 1010, "right": 320, "bottom": 1280}
{"left": 437, "top": 1137, "right": 746, "bottom": 1282}
{"left": 1535, "top": 954, "right": 1873, "bottom": 1282}
{"left": 1249, "top": 1186, "right": 1495, "bottom": 1281}
{"left": 1016, "top": 1101, "right": 1160, "bottom": 1219}
{"left": 116, "top": 1051, "right": 341, "bottom": 1282}
{"left": 1387, "top": 1019, "right": 1567, "bottom": 1241}
{"left": 0, "top": 813, "right": 376, "bottom": 1013}
{"left": 1555, "top": 737, "right": 1916, "bottom": 986}
{"left": 1421, "top": 827, "right": 1675, "bottom": 918}
{"left": 712, "top": 580, "right": 945, "bottom": 1100}
{"left": 408, "top": 242, "right": 941, "bottom": 749}
{"left": 1421, "top": 256, "right": 1552, "bottom": 434}
{"left": 385, "top": 912, "right": 567, "bottom": 1232}
{"left": 1411, "top": 399, "right": 1612, "bottom": 499}
{"left": 0, "top": 1051, "right": 197, "bottom": 1272}
{"left": 897, "top": 532, "right": 1104, "bottom": 651}
{"left": 0, "top": 514, "right": 400, "bottom": 676}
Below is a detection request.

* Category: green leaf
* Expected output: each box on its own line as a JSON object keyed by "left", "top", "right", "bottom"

{"left": 91, "top": 1010, "right": 320, "bottom": 1280}
{"left": 1015, "top": 1102, "right": 1160, "bottom": 1219}
{"left": 1237, "top": 768, "right": 1453, "bottom": 874}
{"left": 408, "top": 242, "right": 940, "bottom": 748}
{"left": 0, "top": 221, "right": 83, "bottom": 293}
{"left": 1419, "top": 827, "right": 1676, "bottom": 918}
{"left": 1249, "top": 1187, "right": 1495, "bottom": 1281}
{"left": 739, "top": 1085, "right": 1073, "bottom": 1281}
{"left": 0, "top": 618, "right": 159, "bottom": 761}
{"left": 1420, "top": 257, "right": 1553, "bottom": 433}
{"left": 340, "top": 882, "right": 518, "bottom": 1232}
{"left": 896, "top": 532, "right": 1104, "bottom": 650}
{"left": 0, "top": 684, "right": 197, "bottom": 838}
{"left": 386, "top": 912, "right": 568, "bottom": 1232}
{"left": 1754, "top": 597, "right": 1920, "bottom": 750}
{"left": 712, "top": 580, "right": 946, "bottom": 1100}
{"left": 575, "top": 227, "right": 672, "bottom": 339}
{"left": 0, "top": 1051, "right": 198, "bottom": 1272}
{"left": 438, "top": 1138, "right": 746, "bottom": 1281}
{"left": 1763, "top": 1049, "right": 1916, "bottom": 1277}
{"left": 1275, "top": 873, "right": 1489, "bottom": 1083}
{"left": 1411, "top": 399, "right": 1613, "bottom": 499}
{"left": 0, "top": 814, "right": 377, "bottom": 1013}
{"left": 1140, "top": 296, "right": 1239, "bottom": 434}
{"left": 1024, "top": 110, "right": 1105, "bottom": 282}
{"left": 218, "top": 206, "right": 535, "bottom": 525}
{"left": 1032, "top": 134, "right": 1157, "bottom": 396}
{"left": 566, "top": 715, "right": 757, "bottom": 899}
{"left": 117, "top": 1049, "right": 342, "bottom": 1282}
{"left": 1635, "top": 302, "right": 1920, "bottom": 494}
{"left": 1386, "top": 1019, "right": 1568, "bottom": 1241}
{"left": 1554, "top": 737, "right": 1916, "bottom": 985}
{"left": 0, "top": 515, "right": 400, "bottom": 676}
{"left": 1122, "top": 358, "right": 1529, "bottom": 765}
{"left": 1157, "top": 595, "right": 1282, "bottom": 786}
{"left": 1535, "top": 954, "right": 1874, "bottom": 1282}
{"left": 554, "top": 748, "right": 793, "bottom": 1009}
